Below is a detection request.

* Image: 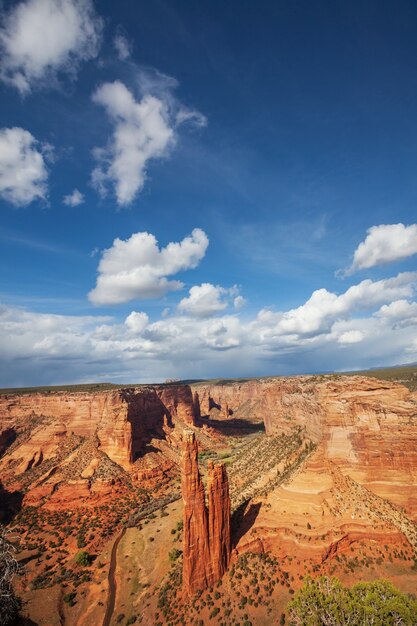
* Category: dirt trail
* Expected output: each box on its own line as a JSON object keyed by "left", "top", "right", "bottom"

{"left": 103, "top": 527, "right": 126, "bottom": 626}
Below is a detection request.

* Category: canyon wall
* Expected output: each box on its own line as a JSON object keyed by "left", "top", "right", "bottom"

{"left": 193, "top": 376, "right": 417, "bottom": 519}
{"left": 0, "top": 384, "right": 196, "bottom": 473}
{"left": 182, "top": 431, "right": 230, "bottom": 595}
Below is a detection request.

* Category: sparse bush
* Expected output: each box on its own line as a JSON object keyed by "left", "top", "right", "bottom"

{"left": 75, "top": 551, "right": 90, "bottom": 567}
{"left": 63, "top": 592, "right": 76, "bottom": 606}
{"left": 169, "top": 549, "right": 182, "bottom": 562}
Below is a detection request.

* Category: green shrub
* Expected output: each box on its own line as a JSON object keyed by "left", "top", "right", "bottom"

{"left": 288, "top": 576, "right": 417, "bottom": 625}
{"left": 169, "top": 548, "right": 182, "bottom": 562}
{"left": 63, "top": 592, "right": 76, "bottom": 606}
{"left": 74, "top": 551, "right": 90, "bottom": 567}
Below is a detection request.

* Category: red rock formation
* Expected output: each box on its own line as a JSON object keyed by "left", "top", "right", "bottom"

{"left": 182, "top": 431, "right": 231, "bottom": 595}
{"left": 207, "top": 460, "right": 231, "bottom": 582}
{"left": 181, "top": 431, "right": 211, "bottom": 594}
{"left": 193, "top": 376, "right": 417, "bottom": 519}
{"left": 0, "top": 384, "right": 197, "bottom": 474}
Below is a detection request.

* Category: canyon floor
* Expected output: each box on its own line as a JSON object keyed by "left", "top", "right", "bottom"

{"left": 1, "top": 366, "right": 417, "bottom": 625}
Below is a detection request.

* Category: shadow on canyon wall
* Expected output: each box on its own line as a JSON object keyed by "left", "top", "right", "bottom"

{"left": 231, "top": 500, "right": 262, "bottom": 548}
{"left": 0, "top": 481, "right": 23, "bottom": 525}
{"left": 198, "top": 416, "right": 265, "bottom": 437}
{"left": 122, "top": 389, "right": 174, "bottom": 462}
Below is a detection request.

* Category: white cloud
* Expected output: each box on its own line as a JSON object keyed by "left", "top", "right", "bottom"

{"left": 374, "top": 299, "right": 417, "bottom": 329}
{"left": 338, "top": 330, "right": 364, "bottom": 344}
{"left": 177, "top": 283, "right": 239, "bottom": 318}
{"left": 0, "top": 127, "right": 48, "bottom": 206}
{"left": 113, "top": 29, "right": 132, "bottom": 60}
{"left": 272, "top": 272, "right": 417, "bottom": 337}
{"left": 0, "top": 0, "right": 103, "bottom": 94}
{"left": 63, "top": 188, "right": 84, "bottom": 206}
{"left": 175, "top": 107, "right": 207, "bottom": 128}
{"left": 124, "top": 311, "right": 149, "bottom": 334}
{"left": 344, "top": 223, "right": 417, "bottom": 275}
{"left": 234, "top": 295, "right": 246, "bottom": 310}
{"left": 88, "top": 227, "right": 209, "bottom": 305}
{"left": 3, "top": 269, "right": 417, "bottom": 385}
{"left": 92, "top": 80, "right": 175, "bottom": 206}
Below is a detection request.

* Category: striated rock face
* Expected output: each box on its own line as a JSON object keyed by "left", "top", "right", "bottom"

{"left": 182, "top": 431, "right": 230, "bottom": 595}
{"left": 207, "top": 460, "right": 231, "bottom": 582}
{"left": 0, "top": 384, "right": 197, "bottom": 477}
{"left": 181, "top": 431, "right": 211, "bottom": 594}
{"left": 194, "top": 375, "right": 417, "bottom": 521}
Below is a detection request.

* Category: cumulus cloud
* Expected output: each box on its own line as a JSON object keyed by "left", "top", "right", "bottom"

{"left": 91, "top": 69, "right": 206, "bottom": 206}
{"left": 91, "top": 80, "right": 175, "bottom": 206}
{"left": 0, "top": 127, "right": 48, "bottom": 206}
{"left": 344, "top": 223, "right": 417, "bottom": 275}
{"left": 3, "top": 268, "right": 417, "bottom": 385}
{"left": 178, "top": 283, "right": 239, "bottom": 318}
{"left": 233, "top": 295, "right": 246, "bottom": 310}
{"left": 374, "top": 299, "right": 417, "bottom": 329}
{"left": 88, "top": 227, "right": 209, "bottom": 305}
{"left": 273, "top": 272, "right": 417, "bottom": 338}
{"left": 337, "top": 330, "right": 364, "bottom": 344}
{"left": 63, "top": 188, "right": 84, "bottom": 206}
{"left": 0, "top": 0, "right": 103, "bottom": 94}
{"left": 124, "top": 311, "right": 149, "bottom": 334}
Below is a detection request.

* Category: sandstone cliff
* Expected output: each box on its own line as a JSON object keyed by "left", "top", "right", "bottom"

{"left": 182, "top": 431, "right": 230, "bottom": 595}
{"left": 0, "top": 384, "right": 197, "bottom": 496}
{"left": 193, "top": 375, "right": 417, "bottom": 519}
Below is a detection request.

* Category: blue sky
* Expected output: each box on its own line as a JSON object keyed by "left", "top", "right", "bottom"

{"left": 1, "top": 0, "right": 417, "bottom": 386}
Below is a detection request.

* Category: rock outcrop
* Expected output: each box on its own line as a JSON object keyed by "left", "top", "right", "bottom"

{"left": 193, "top": 376, "right": 417, "bottom": 519}
{"left": 207, "top": 460, "right": 231, "bottom": 582}
{"left": 0, "top": 384, "right": 197, "bottom": 475}
{"left": 182, "top": 431, "right": 230, "bottom": 595}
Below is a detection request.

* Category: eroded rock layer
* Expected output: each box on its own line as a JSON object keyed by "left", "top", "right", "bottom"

{"left": 0, "top": 384, "right": 196, "bottom": 472}
{"left": 193, "top": 375, "right": 417, "bottom": 520}
{"left": 182, "top": 431, "right": 231, "bottom": 595}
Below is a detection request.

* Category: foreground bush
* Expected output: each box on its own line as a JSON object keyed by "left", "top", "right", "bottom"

{"left": 288, "top": 576, "right": 417, "bottom": 625}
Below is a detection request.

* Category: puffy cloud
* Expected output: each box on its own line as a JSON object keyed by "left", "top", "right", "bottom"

{"left": 178, "top": 283, "right": 239, "bottom": 318}
{"left": 0, "top": 0, "right": 103, "bottom": 94}
{"left": 91, "top": 80, "right": 175, "bottom": 206}
{"left": 113, "top": 29, "right": 132, "bottom": 60}
{"left": 0, "top": 127, "right": 48, "bottom": 206}
{"left": 233, "top": 295, "right": 246, "bottom": 310}
{"left": 3, "top": 268, "right": 417, "bottom": 385}
{"left": 91, "top": 70, "right": 207, "bottom": 206}
{"left": 63, "top": 188, "right": 84, "bottom": 206}
{"left": 374, "top": 299, "right": 417, "bottom": 329}
{"left": 124, "top": 311, "right": 149, "bottom": 334}
{"left": 344, "top": 223, "right": 417, "bottom": 274}
{"left": 273, "top": 272, "right": 417, "bottom": 337}
{"left": 88, "top": 227, "right": 209, "bottom": 305}
{"left": 338, "top": 330, "right": 364, "bottom": 344}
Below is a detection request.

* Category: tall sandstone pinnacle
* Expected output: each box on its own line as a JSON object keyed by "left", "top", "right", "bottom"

{"left": 182, "top": 431, "right": 231, "bottom": 595}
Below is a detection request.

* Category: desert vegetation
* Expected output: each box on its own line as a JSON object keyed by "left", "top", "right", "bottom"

{"left": 288, "top": 576, "right": 417, "bottom": 625}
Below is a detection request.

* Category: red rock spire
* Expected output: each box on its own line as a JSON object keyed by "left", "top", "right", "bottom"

{"left": 181, "top": 431, "right": 231, "bottom": 595}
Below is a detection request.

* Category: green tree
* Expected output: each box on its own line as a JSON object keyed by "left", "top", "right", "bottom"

{"left": 288, "top": 576, "right": 417, "bottom": 626}
{"left": 75, "top": 550, "right": 91, "bottom": 567}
